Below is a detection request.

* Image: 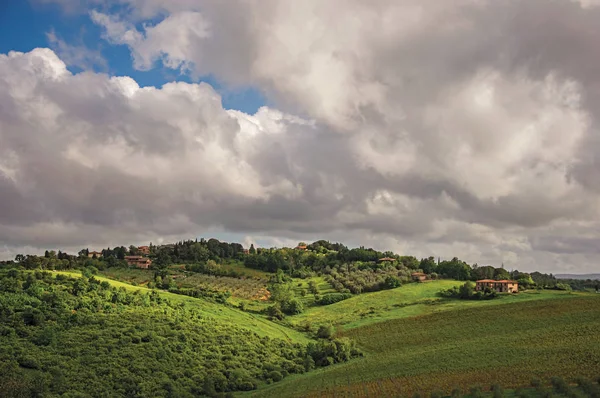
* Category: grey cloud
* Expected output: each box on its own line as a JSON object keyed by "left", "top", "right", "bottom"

{"left": 5, "top": 0, "right": 600, "bottom": 273}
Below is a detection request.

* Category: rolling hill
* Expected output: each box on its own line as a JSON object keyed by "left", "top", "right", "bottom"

{"left": 3, "top": 262, "right": 600, "bottom": 397}
{"left": 249, "top": 292, "right": 600, "bottom": 397}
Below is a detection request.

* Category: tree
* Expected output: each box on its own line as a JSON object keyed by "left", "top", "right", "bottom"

{"left": 458, "top": 281, "right": 475, "bottom": 299}
{"left": 282, "top": 298, "right": 304, "bottom": 315}
{"left": 269, "top": 283, "right": 294, "bottom": 304}
{"left": 266, "top": 304, "right": 284, "bottom": 320}
{"left": 152, "top": 251, "right": 172, "bottom": 277}
{"left": 493, "top": 267, "right": 511, "bottom": 280}
{"left": 249, "top": 244, "right": 256, "bottom": 254}
{"left": 472, "top": 265, "right": 495, "bottom": 280}
{"left": 419, "top": 257, "right": 437, "bottom": 274}
{"left": 517, "top": 274, "right": 535, "bottom": 288}
{"left": 384, "top": 275, "right": 401, "bottom": 289}
{"left": 317, "top": 325, "right": 334, "bottom": 339}
{"left": 438, "top": 257, "right": 471, "bottom": 280}
{"left": 399, "top": 256, "right": 419, "bottom": 270}
{"left": 308, "top": 280, "right": 319, "bottom": 295}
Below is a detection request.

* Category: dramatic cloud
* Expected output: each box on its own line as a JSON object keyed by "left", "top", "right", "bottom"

{"left": 4, "top": 0, "right": 600, "bottom": 272}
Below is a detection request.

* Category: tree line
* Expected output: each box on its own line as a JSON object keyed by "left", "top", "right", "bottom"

{"left": 3, "top": 238, "right": 589, "bottom": 293}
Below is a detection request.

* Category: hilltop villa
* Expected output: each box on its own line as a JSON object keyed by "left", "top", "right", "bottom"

{"left": 475, "top": 279, "right": 518, "bottom": 293}
{"left": 125, "top": 256, "right": 152, "bottom": 269}
{"left": 137, "top": 246, "right": 150, "bottom": 255}
{"left": 87, "top": 251, "right": 103, "bottom": 258}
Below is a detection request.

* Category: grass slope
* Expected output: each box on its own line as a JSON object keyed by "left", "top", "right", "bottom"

{"left": 249, "top": 292, "right": 600, "bottom": 397}
{"left": 52, "top": 271, "right": 310, "bottom": 344}
{"left": 288, "top": 281, "right": 578, "bottom": 331}
{"left": 289, "top": 280, "right": 460, "bottom": 330}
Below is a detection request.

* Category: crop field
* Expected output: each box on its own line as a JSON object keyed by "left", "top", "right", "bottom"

{"left": 98, "top": 266, "right": 268, "bottom": 299}
{"left": 293, "top": 276, "right": 338, "bottom": 306}
{"left": 248, "top": 293, "right": 600, "bottom": 397}
{"left": 51, "top": 271, "right": 310, "bottom": 344}
{"left": 177, "top": 273, "right": 267, "bottom": 299}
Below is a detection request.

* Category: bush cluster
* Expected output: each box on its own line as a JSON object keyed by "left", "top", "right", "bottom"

{"left": 438, "top": 282, "right": 498, "bottom": 300}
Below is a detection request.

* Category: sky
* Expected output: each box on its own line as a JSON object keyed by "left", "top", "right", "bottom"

{"left": 1, "top": 0, "right": 600, "bottom": 273}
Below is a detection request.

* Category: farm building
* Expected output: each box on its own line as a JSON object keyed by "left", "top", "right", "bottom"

{"left": 137, "top": 245, "right": 150, "bottom": 255}
{"left": 475, "top": 279, "right": 518, "bottom": 293}
{"left": 411, "top": 272, "right": 427, "bottom": 282}
{"left": 125, "top": 255, "right": 152, "bottom": 269}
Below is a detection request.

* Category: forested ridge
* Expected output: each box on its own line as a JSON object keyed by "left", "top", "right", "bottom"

{"left": 3, "top": 238, "right": 578, "bottom": 292}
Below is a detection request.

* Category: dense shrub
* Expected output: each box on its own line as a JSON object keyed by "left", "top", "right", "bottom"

{"left": 281, "top": 298, "right": 304, "bottom": 315}
{"left": 438, "top": 282, "right": 498, "bottom": 300}
{"left": 316, "top": 324, "right": 334, "bottom": 339}
{"left": 316, "top": 293, "right": 353, "bottom": 305}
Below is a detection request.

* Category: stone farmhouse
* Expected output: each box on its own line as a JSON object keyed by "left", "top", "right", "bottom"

{"left": 475, "top": 279, "right": 518, "bottom": 293}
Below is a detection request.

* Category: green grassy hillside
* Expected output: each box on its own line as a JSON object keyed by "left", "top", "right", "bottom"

{"left": 248, "top": 292, "right": 600, "bottom": 397}
{"left": 29, "top": 269, "right": 600, "bottom": 397}
{"left": 53, "top": 271, "right": 309, "bottom": 343}
{"left": 287, "top": 281, "right": 575, "bottom": 331}
{"left": 0, "top": 269, "right": 364, "bottom": 397}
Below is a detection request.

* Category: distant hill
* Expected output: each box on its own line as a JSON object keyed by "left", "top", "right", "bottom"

{"left": 556, "top": 273, "right": 600, "bottom": 280}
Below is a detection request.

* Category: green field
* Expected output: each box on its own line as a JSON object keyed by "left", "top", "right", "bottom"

{"left": 52, "top": 271, "right": 309, "bottom": 344}
{"left": 287, "top": 281, "right": 580, "bottom": 331}
{"left": 248, "top": 292, "right": 600, "bottom": 397}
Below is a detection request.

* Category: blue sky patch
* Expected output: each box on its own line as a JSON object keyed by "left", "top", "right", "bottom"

{"left": 0, "top": 1, "right": 266, "bottom": 114}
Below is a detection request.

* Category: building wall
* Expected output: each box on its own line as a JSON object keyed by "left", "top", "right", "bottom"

{"left": 476, "top": 282, "right": 518, "bottom": 293}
